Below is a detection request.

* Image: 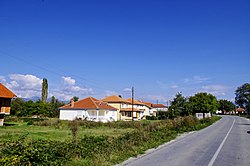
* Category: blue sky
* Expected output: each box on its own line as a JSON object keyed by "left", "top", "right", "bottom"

{"left": 0, "top": 0, "right": 249, "bottom": 103}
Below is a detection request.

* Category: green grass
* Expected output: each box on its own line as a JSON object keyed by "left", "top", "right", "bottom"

{"left": 0, "top": 121, "right": 134, "bottom": 142}
{"left": 0, "top": 116, "right": 221, "bottom": 166}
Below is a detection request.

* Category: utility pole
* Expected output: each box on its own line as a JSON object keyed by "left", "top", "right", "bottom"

{"left": 132, "top": 86, "right": 134, "bottom": 121}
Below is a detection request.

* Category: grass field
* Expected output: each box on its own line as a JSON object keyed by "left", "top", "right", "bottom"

{"left": 0, "top": 121, "right": 134, "bottom": 142}
{"left": 0, "top": 116, "right": 221, "bottom": 166}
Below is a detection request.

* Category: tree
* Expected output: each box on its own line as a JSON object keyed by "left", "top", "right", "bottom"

{"left": 11, "top": 98, "right": 25, "bottom": 116}
{"left": 42, "top": 78, "right": 48, "bottom": 103}
{"left": 218, "top": 99, "right": 235, "bottom": 114}
{"left": 50, "top": 96, "right": 64, "bottom": 117}
{"left": 72, "top": 96, "right": 79, "bottom": 102}
{"left": 189, "top": 92, "right": 219, "bottom": 115}
{"left": 169, "top": 92, "right": 190, "bottom": 116}
{"left": 235, "top": 83, "right": 250, "bottom": 112}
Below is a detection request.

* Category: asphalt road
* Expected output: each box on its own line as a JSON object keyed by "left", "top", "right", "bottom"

{"left": 121, "top": 116, "right": 250, "bottom": 166}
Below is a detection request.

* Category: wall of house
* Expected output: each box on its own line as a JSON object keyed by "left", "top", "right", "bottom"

{"left": 106, "top": 103, "right": 122, "bottom": 120}
{"left": 59, "top": 109, "right": 118, "bottom": 122}
{"left": 59, "top": 110, "right": 80, "bottom": 120}
{"left": 0, "top": 98, "right": 11, "bottom": 115}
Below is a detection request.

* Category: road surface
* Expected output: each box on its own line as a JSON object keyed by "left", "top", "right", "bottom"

{"left": 121, "top": 116, "right": 250, "bottom": 166}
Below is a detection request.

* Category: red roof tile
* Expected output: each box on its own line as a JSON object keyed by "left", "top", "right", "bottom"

{"left": 141, "top": 101, "right": 153, "bottom": 108}
{"left": 152, "top": 104, "right": 167, "bottom": 108}
{"left": 101, "top": 95, "right": 130, "bottom": 104}
{"left": 0, "top": 83, "right": 16, "bottom": 98}
{"left": 60, "top": 97, "right": 117, "bottom": 110}
{"left": 127, "top": 98, "right": 145, "bottom": 105}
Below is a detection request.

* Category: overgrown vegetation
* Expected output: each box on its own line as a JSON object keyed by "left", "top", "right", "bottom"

{"left": 10, "top": 97, "right": 64, "bottom": 118}
{"left": 0, "top": 116, "right": 221, "bottom": 165}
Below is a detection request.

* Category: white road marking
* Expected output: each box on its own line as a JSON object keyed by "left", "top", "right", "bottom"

{"left": 208, "top": 118, "right": 235, "bottom": 166}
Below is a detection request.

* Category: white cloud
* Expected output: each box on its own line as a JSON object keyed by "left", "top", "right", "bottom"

{"left": 123, "top": 88, "right": 132, "bottom": 93}
{"left": 183, "top": 76, "right": 210, "bottom": 84}
{"left": 170, "top": 85, "right": 179, "bottom": 89}
{"left": 201, "top": 85, "right": 228, "bottom": 96}
{"left": 1, "top": 74, "right": 94, "bottom": 101}
{"left": 6, "top": 74, "right": 42, "bottom": 98}
{"left": 62, "top": 76, "right": 75, "bottom": 85}
{"left": 51, "top": 76, "right": 94, "bottom": 101}
{"left": 0, "top": 76, "right": 6, "bottom": 83}
{"left": 144, "top": 95, "right": 169, "bottom": 103}
{"left": 105, "top": 90, "right": 119, "bottom": 96}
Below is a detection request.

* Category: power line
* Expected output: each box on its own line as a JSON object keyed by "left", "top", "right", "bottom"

{"left": 1, "top": 51, "right": 113, "bottom": 92}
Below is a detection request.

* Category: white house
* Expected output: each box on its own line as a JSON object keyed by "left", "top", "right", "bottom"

{"left": 152, "top": 104, "right": 168, "bottom": 112}
{"left": 101, "top": 95, "right": 150, "bottom": 121}
{"left": 59, "top": 97, "right": 118, "bottom": 122}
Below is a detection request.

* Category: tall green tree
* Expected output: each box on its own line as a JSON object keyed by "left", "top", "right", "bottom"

{"left": 169, "top": 92, "right": 190, "bottom": 116}
{"left": 235, "top": 83, "right": 250, "bottom": 112}
{"left": 189, "top": 92, "right": 219, "bottom": 114}
{"left": 50, "top": 96, "right": 64, "bottom": 117}
{"left": 42, "top": 78, "right": 48, "bottom": 103}
{"left": 218, "top": 99, "right": 235, "bottom": 114}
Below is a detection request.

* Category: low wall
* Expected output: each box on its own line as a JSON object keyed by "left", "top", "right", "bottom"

{"left": 195, "top": 112, "right": 211, "bottom": 120}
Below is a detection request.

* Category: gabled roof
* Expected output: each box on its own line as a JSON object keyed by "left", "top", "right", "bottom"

{"left": 237, "top": 108, "right": 245, "bottom": 112}
{"left": 127, "top": 98, "right": 145, "bottom": 106}
{"left": 152, "top": 104, "right": 168, "bottom": 108}
{"left": 60, "top": 97, "right": 117, "bottom": 110}
{"left": 141, "top": 101, "right": 153, "bottom": 108}
{"left": 0, "top": 83, "right": 16, "bottom": 98}
{"left": 101, "top": 95, "right": 130, "bottom": 104}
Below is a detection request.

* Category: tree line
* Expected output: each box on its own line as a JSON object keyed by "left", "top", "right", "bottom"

{"left": 9, "top": 78, "right": 250, "bottom": 118}
{"left": 10, "top": 96, "right": 65, "bottom": 117}
{"left": 157, "top": 83, "right": 250, "bottom": 119}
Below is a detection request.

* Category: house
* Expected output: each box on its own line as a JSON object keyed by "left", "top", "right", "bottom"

{"left": 126, "top": 98, "right": 151, "bottom": 119}
{"left": 59, "top": 97, "right": 118, "bottom": 122}
{"left": 236, "top": 107, "right": 246, "bottom": 114}
{"left": 141, "top": 101, "right": 157, "bottom": 116}
{"left": 101, "top": 95, "right": 150, "bottom": 121}
{"left": 152, "top": 103, "right": 168, "bottom": 112}
{"left": 101, "top": 95, "right": 145, "bottom": 121}
{"left": 0, "top": 83, "right": 16, "bottom": 126}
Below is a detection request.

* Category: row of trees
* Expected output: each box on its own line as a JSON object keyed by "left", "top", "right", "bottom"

{"left": 10, "top": 77, "right": 250, "bottom": 118}
{"left": 11, "top": 96, "right": 65, "bottom": 117}
{"left": 167, "top": 92, "right": 219, "bottom": 118}
{"left": 165, "top": 83, "right": 250, "bottom": 118}
{"left": 10, "top": 78, "right": 64, "bottom": 117}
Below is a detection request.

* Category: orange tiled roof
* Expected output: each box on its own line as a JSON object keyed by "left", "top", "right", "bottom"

{"left": 141, "top": 101, "right": 153, "bottom": 108}
{"left": 101, "top": 95, "right": 130, "bottom": 104}
{"left": 0, "top": 83, "right": 16, "bottom": 98}
{"left": 237, "top": 108, "right": 245, "bottom": 112}
{"left": 127, "top": 98, "right": 145, "bottom": 105}
{"left": 152, "top": 104, "right": 167, "bottom": 108}
{"left": 60, "top": 97, "right": 117, "bottom": 110}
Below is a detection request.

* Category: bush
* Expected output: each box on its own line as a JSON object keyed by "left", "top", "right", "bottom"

{"left": 0, "top": 116, "right": 221, "bottom": 165}
{"left": 146, "top": 116, "right": 157, "bottom": 120}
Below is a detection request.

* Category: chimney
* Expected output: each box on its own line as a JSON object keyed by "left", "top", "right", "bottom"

{"left": 70, "top": 98, "right": 74, "bottom": 108}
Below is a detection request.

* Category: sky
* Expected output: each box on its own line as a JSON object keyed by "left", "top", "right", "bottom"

{"left": 0, "top": 0, "right": 249, "bottom": 104}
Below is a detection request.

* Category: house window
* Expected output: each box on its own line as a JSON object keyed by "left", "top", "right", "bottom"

{"left": 99, "top": 110, "right": 105, "bottom": 116}
{"left": 88, "top": 110, "right": 97, "bottom": 116}
{"left": 125, "top": 112, "right": 132, "bottom": 117}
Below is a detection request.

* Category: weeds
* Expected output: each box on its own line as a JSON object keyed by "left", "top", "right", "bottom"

{"left": 0, "top": 116, "right": 221, "bottom": 166}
